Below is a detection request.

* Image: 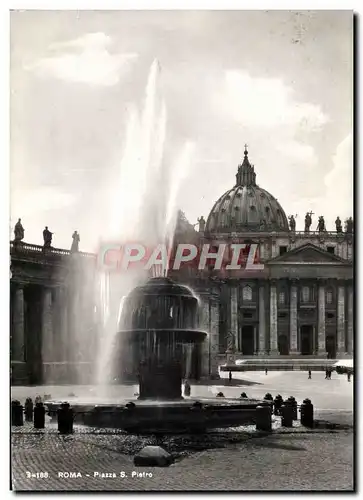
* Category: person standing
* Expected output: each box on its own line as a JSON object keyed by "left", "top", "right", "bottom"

{"left": 229, "top": 370, "right": 232, "bottom": 382}
{"left": 183, "top": 379, "right": 191, "bottom": 396}
{"left": 308, "top": 370, "right": 312, "bottom": 379}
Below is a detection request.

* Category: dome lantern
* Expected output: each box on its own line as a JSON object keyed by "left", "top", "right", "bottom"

{"left": 235, "top": 145, "right": 257, "bottom": 187}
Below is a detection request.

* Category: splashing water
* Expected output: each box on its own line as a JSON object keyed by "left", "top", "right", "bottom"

{"left": 93, "top": 60, "right": 195, "bottom": 387}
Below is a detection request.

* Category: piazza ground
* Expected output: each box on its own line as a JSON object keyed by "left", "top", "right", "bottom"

{"left": 11, "top": 371, "right": 354, "bottom": 492}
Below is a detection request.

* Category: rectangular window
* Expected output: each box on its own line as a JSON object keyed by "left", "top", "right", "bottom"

{"left": 301, "top": 286, "right": 310, "bottom": 303}
{"left": 279, "top": 246, "right": 287, "bottom": 255}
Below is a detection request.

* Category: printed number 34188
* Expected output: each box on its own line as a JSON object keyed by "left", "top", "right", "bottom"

{"left": 26, "top": 472, "right": 49, "bottom": 479}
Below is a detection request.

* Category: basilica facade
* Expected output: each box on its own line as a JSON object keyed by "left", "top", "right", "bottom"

{"left": 10, "top": 148, "right": 354, "bottom": 384}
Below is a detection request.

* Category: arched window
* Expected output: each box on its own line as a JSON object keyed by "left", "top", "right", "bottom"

{"left": 242, "top": 285, "right": 253, "bottom": 301}
{"left": 301, "top": 286, "right": 310, "bottom": 303}
{"left": 326, "top": 290, "right": 333, "bottom": 304}
{"left": 278, "top": 291, "right": 285, "bottom": 305}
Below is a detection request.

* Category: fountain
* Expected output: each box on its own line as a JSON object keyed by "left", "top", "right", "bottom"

{"left": 45, "top": 276, "right": 264, "bottom": 433}
{"left": 43, "top": 60, "right": 264, "bottom": 432}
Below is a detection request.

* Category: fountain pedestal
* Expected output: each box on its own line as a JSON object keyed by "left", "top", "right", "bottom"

{"left": 138, "top": 359, "right": 183, "bottom": 400}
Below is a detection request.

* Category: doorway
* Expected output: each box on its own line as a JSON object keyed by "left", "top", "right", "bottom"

{"left": 241, "top": 325, "right": 255, "bottom": 355}
{"left": 278, "top": 335, "right": 289, "bottom": 355}
{"left": 326, "top": 335, "right": 337, "bottom": 359}
{"left": 300, "top": 325, "right": 314, "bottom": 355}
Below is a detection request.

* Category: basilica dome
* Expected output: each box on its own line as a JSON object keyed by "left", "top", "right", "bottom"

{"left": 205, "top": 148, "right": 289, "bottom": 233}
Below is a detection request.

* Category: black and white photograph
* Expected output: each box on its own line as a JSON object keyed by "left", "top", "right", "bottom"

{"left": 9, "top": 8, "right": 354, "bottom": 492}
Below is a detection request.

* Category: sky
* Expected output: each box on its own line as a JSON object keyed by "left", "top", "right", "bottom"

{"left": 10, "top": 10, "right": 353, "bottom": 252}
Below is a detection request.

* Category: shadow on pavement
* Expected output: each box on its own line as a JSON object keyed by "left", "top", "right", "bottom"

{"left": 191, "top": 379, "right": 262, "bottom": 387}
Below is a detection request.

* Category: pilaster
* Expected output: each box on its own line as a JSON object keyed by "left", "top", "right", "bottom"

{"left": 230, "top": 284, "right": 239, "bottom": 351}
{"left": 258, "top": 283, "right": 266, "bottom": 354}
{"left": 269, "top": 280, "right": 278, "bottom": 354}
{"left": 289, "top": 279, "right": 298, "bottom": 354}
{"left": 317, "top": 280, "right": 327, "bottom": 356}
{"left": 347, "top": 283, "right": 353, "bottom": 354}
{"left": 337, "top": 282, "right": 346, "bottom": 356}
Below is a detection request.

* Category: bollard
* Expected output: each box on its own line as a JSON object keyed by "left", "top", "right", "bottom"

{"left": 24, "top": 398, "right": 34, "bottom": 422}
{"left": 34, "top": 402, "right": 46, "bottom": 429}
{"left": 57, "top": 402, "right": 74, "bottom": 434}
{"left": 273, "top": 395, "right": 283, "bottom": 416}
{"left": 300, "top": 398, "right": 314, "bottom": 428}
{"left": 287, "top": 396, "right": 298, "bottom": 420}
{"left": 280, "top": 403, "right": 293, "bottom": 427}
{"left": 240, "top": 392, "right": 248, "bottom": 399}
{"left": 255, "top": 405, "right": 272, "bottom": 432}
{"left": 11, "top": 400, "right": 24, "bottom": 427}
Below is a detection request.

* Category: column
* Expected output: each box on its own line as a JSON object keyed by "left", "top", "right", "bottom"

{"left": 347, "top": 284, "right": 353, "bottom": 354}
{"left": 337, "top": 283, "right": 346, "bottom": 355}
{"left": 317, "top": 281, "right": 326, "bottom": 356}
{"left": 209, "top": 298, "right": 220, "bottom": 378}
{"left": 230, "top": 284, "right": 238, "bottom": 351}
{"left": 52, "top": 287, "right": 61, "bottom": 363}
{"left": 289, "top": 280, "right": 298, "bottom": 354}
{"left": 42, "top": 287, "right": 53, "bottom": 364}
{"left": 198, "top": 295, "right": 210, "bottom": 378}
{"left": 269, "top": 281, "right": 278, "bottom": 354}
{"left": 60, "top": 287, "right": 69, "bottom": 362}
{"left": 12, "top": 285, "right": 25, "bottom": 361}
{"left": 258, "top": 283, "right": 266, "bottom": 354}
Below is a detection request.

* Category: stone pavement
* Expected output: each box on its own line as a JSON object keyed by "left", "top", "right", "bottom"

{"left": 11, "top": 373, "right": 354, "bottom": 492}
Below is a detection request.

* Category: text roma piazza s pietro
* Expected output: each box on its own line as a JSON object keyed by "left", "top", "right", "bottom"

{"left": 56, "top": 471, "right": 153, "bottom": 479}
{"left": 97, "top": 242, "right": 264, "bottom": 274}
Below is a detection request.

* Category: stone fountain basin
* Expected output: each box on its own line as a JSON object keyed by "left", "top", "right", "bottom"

{"left": 44, "top": 397, "right": 266, "bottom": 433}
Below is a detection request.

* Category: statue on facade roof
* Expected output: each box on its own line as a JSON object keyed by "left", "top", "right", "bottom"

{"left": 70, "top": 231, "right": 80, "bottom": 253}
{"left": 288, "top": 215, "right": 296, "bottom": 232}
{"left": 43, "top": 226, "right": 53, "bottom": 248}
{"left": 304, "top": 212, "right": 313, "bottom": 232}
{"left": 345, "top": 217, "right": 353, "bottom": 234}
{"left": 226, "top": 331, "right": 236, "bottom": 353}
{"left": 14, "top": 218, "right": 24, "bottom": 242}
{"left": 317, "top": 216, "right": 326, "bottom": 232}
{"left": 335, "top": 216, "right": 343, "bottom": 233}
{"left": 197, "top": 216, "right": 206, "bottom": 232}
